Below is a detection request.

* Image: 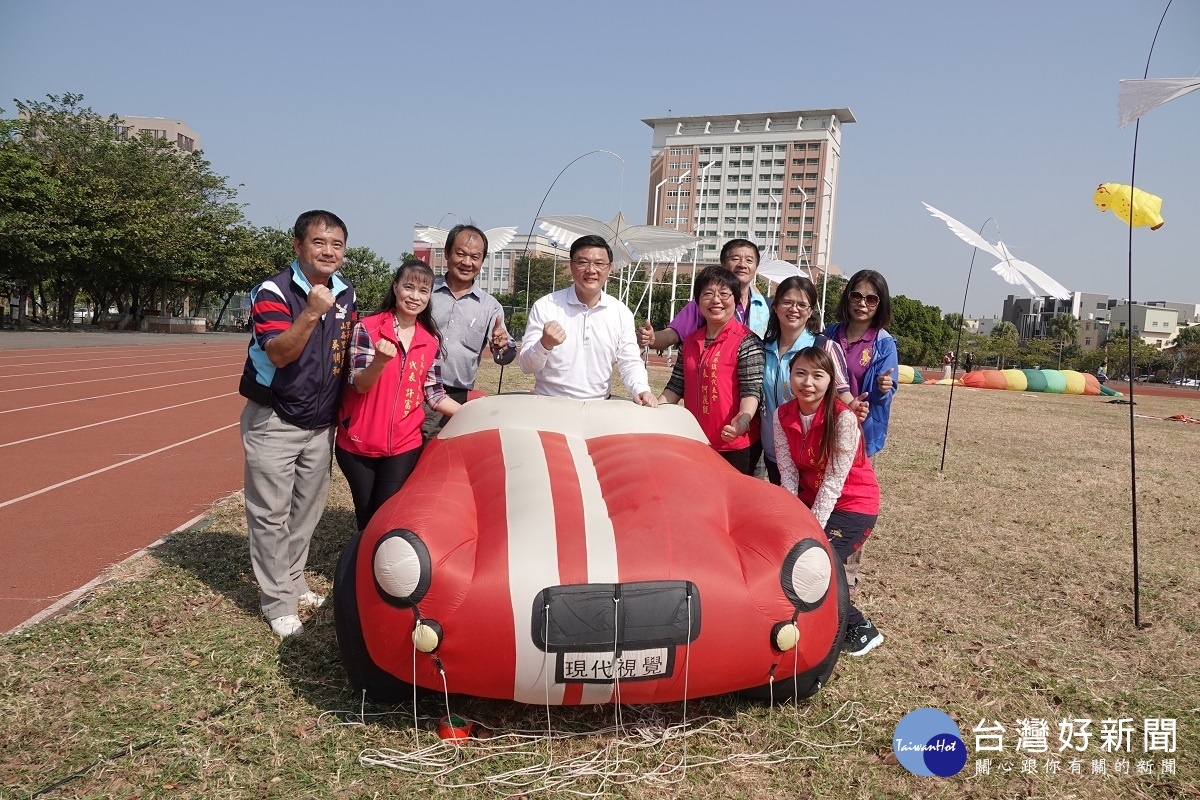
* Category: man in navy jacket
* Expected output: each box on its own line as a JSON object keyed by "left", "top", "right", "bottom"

{"left": 240, "top": 210, "right": 356, "bottom": 638}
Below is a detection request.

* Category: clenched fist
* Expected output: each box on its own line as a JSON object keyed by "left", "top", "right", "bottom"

{"left": 540, "top": 320, "right": 566, "bottom": 350}
{"left": 306, "top": 284, "right": 335, "bottom": 316}
{"left": 637, "top": 321, "right": 655, "bottom": 348}
{"left": 373, "top": 338, "right": 398, "bottom": 361}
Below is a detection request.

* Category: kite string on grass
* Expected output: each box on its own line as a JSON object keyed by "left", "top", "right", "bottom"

{"left": 343, "top": 700, "right": 865, "bottom": 796}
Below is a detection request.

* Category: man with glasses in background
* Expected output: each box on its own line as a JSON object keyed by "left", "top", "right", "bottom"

{"left": 518, "top": 235, "right": 657, "bottom": 406}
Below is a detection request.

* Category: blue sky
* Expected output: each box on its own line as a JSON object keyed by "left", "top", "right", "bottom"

{"left": 2, "top": 0, "right": 1196, "bottom": 317}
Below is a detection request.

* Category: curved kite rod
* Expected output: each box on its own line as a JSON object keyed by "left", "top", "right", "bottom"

{"left": 497, "top": 150, "right": 627, "bottom": 393}
{"left": 1124, "top": 0, "right": 1174, "bottom": 629}
{"left": 939, "top": 218, "right": 996, "bottom": 473}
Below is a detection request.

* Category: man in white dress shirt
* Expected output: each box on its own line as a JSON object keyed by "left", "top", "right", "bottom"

{"left": 518, "top": 235, "right": 658, "bottom": 406}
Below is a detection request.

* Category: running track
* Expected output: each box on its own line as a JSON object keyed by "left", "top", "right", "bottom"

{"left": 0, "top": 333, "right": 250, "bottom": 632}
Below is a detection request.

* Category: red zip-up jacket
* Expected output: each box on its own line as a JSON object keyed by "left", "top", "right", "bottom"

{"left": 336, "top": 313, "right": 439, "bottom": 458}
{"left": 681, "top": 319, "right": 760, "bottom": 451}
{"left": 777, "top": 398, "right": 879, "bottom": 515}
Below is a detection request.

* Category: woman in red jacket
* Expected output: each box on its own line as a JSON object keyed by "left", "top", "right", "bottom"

{"left": 773, "top": 345, "right": 883, "bottom": 657}
{"left": 656, "top": 265, "right": 764, "bottom": 474}
{"left": 336, "top": 260, "right": 461, "bottom": 531}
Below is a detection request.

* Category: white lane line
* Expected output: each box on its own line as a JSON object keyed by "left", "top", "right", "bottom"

{"left": 0, "top": 373, "right": 240, "bottom": 415}
{"left": 0, "top": 422, "right": 240, "bottom": 509}
{"left": 0, "top": 362, "right": 244, "bottom": 393}
{"left": 0, "top": 342, "right": 245, "bottom": 356}
{"left": 0, "top": 348, "right": 243, "bottom": 368}
{"left": 2, "top": 352, "right": 237, "bottom": 379}
{"left": 6, "top": 504, "right": 238, "bottom": 635}
{"left": 0, "top": 393, "right": 238, "bottom": 448}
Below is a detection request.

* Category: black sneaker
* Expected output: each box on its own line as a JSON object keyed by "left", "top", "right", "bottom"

{"left": 843, "top": 619, "right": 884, "bottom": 656}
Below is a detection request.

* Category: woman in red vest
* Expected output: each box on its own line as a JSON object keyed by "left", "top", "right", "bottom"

{"left": 773, "top": 345, "right": 884, "bottom": 657}
{"left": 335, "top": 260, "right": 461, "bottom": 531}
{"left": 657, "top": 266, "right": 764, "bottom": 474}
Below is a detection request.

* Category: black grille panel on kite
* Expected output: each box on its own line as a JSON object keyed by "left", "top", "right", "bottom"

{"left": 531, "top": 581, "right": 701, "bottom": 652}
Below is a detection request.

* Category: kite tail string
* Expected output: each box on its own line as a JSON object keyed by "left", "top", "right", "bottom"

{"left": 940, "top": 218, "right": 995, "bottom": 472}
{"left": 1125, "top": 0, "right": 1172, "bottom": 629}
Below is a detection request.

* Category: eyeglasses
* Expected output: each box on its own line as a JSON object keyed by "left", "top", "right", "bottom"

{"left": 777, "top": 301, "right": 812, "bottom": 311}
{"left": 570, "top": 259, "right": 611, "bottom": 270}
{"left": 849, "top": 291, "right": 880, "bottom": 307}
{"left": 698, "top": 289, "right": 734, "bottom": 301}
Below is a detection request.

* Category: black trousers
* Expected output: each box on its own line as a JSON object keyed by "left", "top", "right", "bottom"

{"left": 717, "top": 439, "right": 763, "bottom": 476}
{"left": 335, "top": 445, "right": 423, "bottom": 531}
{"left": 421, "top": 387, "right": 469, "bottom": 441}
{"left": 824, "top": 509, "right": 877, "bottom": 629}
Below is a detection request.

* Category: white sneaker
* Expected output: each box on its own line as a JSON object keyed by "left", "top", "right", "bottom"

{"left": 299, "top": 591, "right": 326, "bottom": 609}
{"left": 269, "top": 614, "right": 304, "bottom": 638}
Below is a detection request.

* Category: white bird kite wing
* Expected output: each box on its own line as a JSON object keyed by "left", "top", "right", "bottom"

{"left": 536, "top": 216, "right": 614, "bottom": 247}
{"left": 991, "top": 262, "right": 1040, "bottom": 297}
{"left": 1008, "top": 259, "right": 1071, "bottom": 300}
{"left": 1118, "top": 78, "right": 1200, "bottom": 128}
{"left": 483, "top": 227, "right": 518, "bottom": 254}
{"left": 922, "top": 203, "right": 1004, "bottom": 261}
{"left": 413, "top": 227, "right": 449, "bottom": 247}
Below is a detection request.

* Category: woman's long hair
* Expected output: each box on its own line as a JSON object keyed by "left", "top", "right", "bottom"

{"left": 764, "top": 276, "right": 820, "bottom": 344}
{"left": 378, "top": 259, "right": 442, "bottom": 346}
{"left": 791, "top": 345, "right": 844, "bottom": 471}
{"left": 835, "top": 269, "right": 892, "bottom": 329}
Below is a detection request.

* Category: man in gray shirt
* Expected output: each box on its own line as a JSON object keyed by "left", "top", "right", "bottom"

{"left": 423, "top": 224, "right": 516, "bottom": 436}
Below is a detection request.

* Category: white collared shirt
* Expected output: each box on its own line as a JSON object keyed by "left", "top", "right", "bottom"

{"left": 518, "top": 285, "right": 650, "bottom": 400}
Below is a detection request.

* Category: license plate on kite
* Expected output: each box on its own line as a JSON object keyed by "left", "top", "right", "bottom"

{"left": 556, "top": 647, "right": 674, "bottom": 683}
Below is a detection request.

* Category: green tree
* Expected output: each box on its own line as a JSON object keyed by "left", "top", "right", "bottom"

{"left": 1104, "top": 328, "right": 1158, "bottom": 380}
{"left": 512, "top": 255, "right": 563, "bottom": 310}
{"left": 891, "top": 295, "right": 950, "bottom": 366}
{"left": 339, "top": 246, "right": 393, "bottom": 312}
{"left": 1173, "top": 324, "right": 1200, "bottom": 348}
{"left": 3, "top": 93, "right": 253, "bottom": 326}
{"left": 819, "top": 274, "right": 846, "bottom": 327}
{"left": 0, "top": 118, "right": 59, "bottom": 328}
{"left": 990, "top": 321, "right": 1019, "bottom": 368}
{"left": 1178, "top": 343, "right": 1200, "bottom": 382}
{"left": 1017, "top": 337, "right": 1056, "bottom": 369}
{"left": 1046, "top": 313, "right": 1079, "bottom": 368}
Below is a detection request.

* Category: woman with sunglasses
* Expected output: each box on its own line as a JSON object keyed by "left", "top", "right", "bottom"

{"left": 825, "top": 270, "right": 898, "bottom": 459}
{"left": 761, "top": 276, "right": 862, "bottom": 485}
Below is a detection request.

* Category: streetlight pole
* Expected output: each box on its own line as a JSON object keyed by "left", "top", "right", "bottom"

{"left": 652, "top": 176, "right": 670, "bottom": 228}
{"left": 647, "top": 169, "right": 689, "bottom": 328}
{"left": 768, "top": 194, "right": 782, "bottom": 258}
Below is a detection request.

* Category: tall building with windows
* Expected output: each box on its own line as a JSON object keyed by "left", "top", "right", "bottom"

{"left": 642, "top": 109, "right": 855, "bottom": 275}
{"left": 114, "top": 116, "right": 200, "bottom": 152}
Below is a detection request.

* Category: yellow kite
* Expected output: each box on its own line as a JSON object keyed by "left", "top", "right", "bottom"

{"left": 1094, "top": 183, "right": 1164, "bottom": 229}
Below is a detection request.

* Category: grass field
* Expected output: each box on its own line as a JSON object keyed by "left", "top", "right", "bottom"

{"left": 2, "top": 362, "right": 1198, "bottom": 799}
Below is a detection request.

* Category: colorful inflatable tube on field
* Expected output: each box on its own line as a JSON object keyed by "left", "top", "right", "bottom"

{"left": 897, "top": 365, "right": 924, "bottom": 384}
{"left": 961, "top": 369, "right": 1106, "bottom": 395}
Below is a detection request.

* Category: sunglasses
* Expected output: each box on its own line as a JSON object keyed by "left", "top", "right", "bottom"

{"left": 849, "top": 290, "right": 880, "bottom": 307}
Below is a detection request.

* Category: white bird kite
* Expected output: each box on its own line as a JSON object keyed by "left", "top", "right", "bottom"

{"left": 413, "top": 225, "right": 519, "bottom": 254}
{"left": 922, "top": 203, "right": 1071, "bottom": 300}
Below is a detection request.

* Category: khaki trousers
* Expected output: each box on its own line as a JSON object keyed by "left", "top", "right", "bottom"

{"left": 241, "top": 401, "right": 334, "bottom": 620}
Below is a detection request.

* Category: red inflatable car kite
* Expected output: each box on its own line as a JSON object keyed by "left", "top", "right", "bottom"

{"left": 334, "top": 395, "right": 847, "bottom": 704}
